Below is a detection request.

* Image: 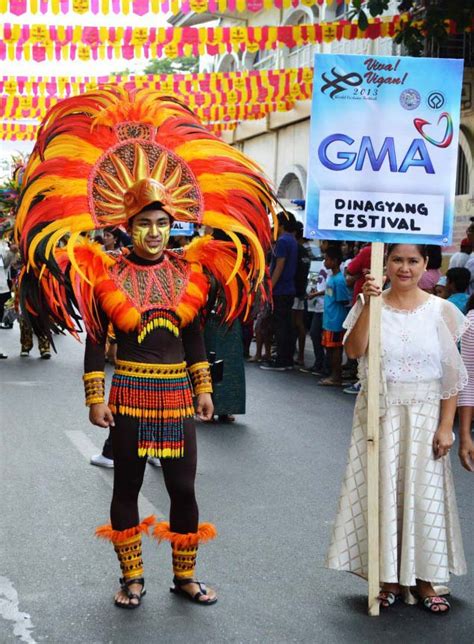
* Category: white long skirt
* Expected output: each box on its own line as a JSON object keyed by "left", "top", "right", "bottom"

{"left": 326, "top": 381, "right": 466, "bottom": 586}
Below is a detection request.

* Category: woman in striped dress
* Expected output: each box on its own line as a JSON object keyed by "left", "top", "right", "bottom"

{"left": 458, "top": 294, "right": 474, "bottom": 472}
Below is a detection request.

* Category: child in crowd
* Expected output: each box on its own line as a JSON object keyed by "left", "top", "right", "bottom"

{"left": 434, "top": 275, "right": 448, "bottom": 299}
{"left": 446, "top": 267, "right": 470, "bottom": 313}
{"left": 418, "top": 245, "right": 442, "bottom": 293}
{"left": 305, "top": 258, "right": 331, "bottom": 376}
{"left": 319, "top": 246, "right": 350, "bottom": 386}
{"left": 250, "top": 303, "right": 273, "bottom": 363}
{"left": 292, "top": 222, "right": 311, "bottom": 366}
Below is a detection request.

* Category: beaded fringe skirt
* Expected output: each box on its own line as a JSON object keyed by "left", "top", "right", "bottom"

{"left": 109, "top": 359, "right": 195, "bottom": 458}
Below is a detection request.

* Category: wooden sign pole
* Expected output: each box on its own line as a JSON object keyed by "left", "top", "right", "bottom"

{"left": 367, "top": 241, "right": 384, "bottom": 616}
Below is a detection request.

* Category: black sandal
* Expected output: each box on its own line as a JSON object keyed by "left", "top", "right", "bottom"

{"left": 114, "top": 577, "right": 146, "bottom": 609}
{"left": 421, "top": 595, "right": 451, "bottom": 614}
{"left": 377, "top": 590, "right": 401, "bottom": 608}
{"left": 170, "top": 576, "right": 217, "bottom": 605}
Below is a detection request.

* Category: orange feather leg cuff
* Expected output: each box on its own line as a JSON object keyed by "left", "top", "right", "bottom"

{"left": 152, "top": 522, "right": 217, "bottom": 549}
{"left": 95, "top": 515, "right": 156, "bottom": 543}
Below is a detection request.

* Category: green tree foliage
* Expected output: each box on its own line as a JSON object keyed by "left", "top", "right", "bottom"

{"left": 144, "top": 56, "right": 199, "bottom": 74}
{"left": 349, "top": 0, "right": 473, "bottom": 56}
{"left": 112, "top": 56, "right": 199, "bottom": 77}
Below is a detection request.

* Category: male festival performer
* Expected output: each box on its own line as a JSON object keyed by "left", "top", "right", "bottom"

{"left": 15, "top": 89, "right": 276, "bottom": 609}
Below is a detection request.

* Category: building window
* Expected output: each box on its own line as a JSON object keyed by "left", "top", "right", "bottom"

{"left": 278, "top": 172, "right": 304, "bottom": 200}
{"left": 456, "top": 145, "right": 470, "bottom": 196}
{"left": 427, "top": 32, "right": 473, "bottom": 66}
{"left": 245, "top": 49, "right": 276, "bottom": 71}
{"left": 283, "top": 7, "right": 319, "bottom": 69}
{"left": 216, "top": 54, "right": 238, "bottom": 73}
{"left": 335, "top": 3, "right": 345, "bottom": 18}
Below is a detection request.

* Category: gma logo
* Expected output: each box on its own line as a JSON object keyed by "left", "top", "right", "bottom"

{"left": 318, "top": 134, "right": 434, "bottom": 174}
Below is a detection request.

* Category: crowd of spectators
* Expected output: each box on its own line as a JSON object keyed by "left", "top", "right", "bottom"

{"left": 5, "top": 214, "right": 474, "bottom": 392}
{"left": 247, "top": 215, "right": 474, "bottom": 397}
{"left": 255, "top": 211, "right": 365, "bottom": 390}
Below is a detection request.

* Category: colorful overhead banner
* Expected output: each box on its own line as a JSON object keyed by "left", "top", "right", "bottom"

{"left": 0, "top": 123, "right": 38, "bottom": 140}
{"left": 0, "top": 68, "right": 312, "bottom": 125}
{"left": 0, "top": 67, "right": 313, "bottom": 98}
{"left": 0, "top": 120, "right": 237, "bottom": 140}
{"left": 0, "top": 0, "right": 349, "bottom": 16}
{"left": 305, "top": 53, "right": 464, "bottom": 245}
{"left": 0, "top": 16, "right": 410, "bottom": 61}
{"left": 1, "top": 94, "right": 297, "bottom": 120}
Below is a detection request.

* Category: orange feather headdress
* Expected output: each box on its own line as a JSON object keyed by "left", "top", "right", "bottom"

{"left": 14, "top": 88, "right": 278, "bottom": 337}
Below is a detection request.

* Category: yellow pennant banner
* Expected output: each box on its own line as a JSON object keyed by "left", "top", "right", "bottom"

{"left": 0, "top": 67, "right": 313, "bottom": 101}
{"left": 1, "top": 68, "right": 317, "bottom": 139}
{"left": 0, "top": 121, "right": 238, "bottom": 139}
{"left": 1, "top": 94, "right": 302, "bottom": 121}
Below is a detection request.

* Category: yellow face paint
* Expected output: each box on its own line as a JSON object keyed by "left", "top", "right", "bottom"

{"left": 131, "top": 222, "right": 170, "bottom": 256}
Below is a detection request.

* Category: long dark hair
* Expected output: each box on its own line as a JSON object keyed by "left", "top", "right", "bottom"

{"left": 425, "top": 245, "right": 442, "bottom": 270}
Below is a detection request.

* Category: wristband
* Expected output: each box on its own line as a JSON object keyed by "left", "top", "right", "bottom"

{"left": 83, "top": 371, "right": 105, "bottom": 406}
{"left": 188, "top": 361, "right": 213, "bottom": 395}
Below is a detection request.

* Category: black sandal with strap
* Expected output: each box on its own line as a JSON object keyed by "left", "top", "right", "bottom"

{"left": 377, "top": 590, "right": 401, "bottom": 608}
{"left": 115, "top": 577, "right": 146, "bottom": 609}
{"left": 421, "top": 595, "right": 451, "bottom": 614}
{"left": 170, "top": 576, "right": 217, "bottom": 606}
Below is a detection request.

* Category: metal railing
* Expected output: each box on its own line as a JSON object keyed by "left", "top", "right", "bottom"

{"left": 285, "top": 46, "right": 316, "bottom": 69}
{"left": 252, "top": 52, "right": 277, "bottom": 70}
{"left": 425, "top": 32, "right": 473, "bottom": 67}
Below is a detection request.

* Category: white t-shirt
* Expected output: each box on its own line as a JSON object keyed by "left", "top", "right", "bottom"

{"left": 0, "top": 255, "right": 9, "bottom": 294}
{"left": 449, "top": 251, "right": 469, "bottom": 269}
{"left": 307, "top": 267, "right": 331, "bottom": 313}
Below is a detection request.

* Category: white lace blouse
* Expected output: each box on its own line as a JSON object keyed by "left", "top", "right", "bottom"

{"left": 344, "top": 294, "right": 470, "bottom": 403}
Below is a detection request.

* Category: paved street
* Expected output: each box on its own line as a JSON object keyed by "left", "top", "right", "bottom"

{"left": 0, "top": 327, "right": 473, "bottom": 644}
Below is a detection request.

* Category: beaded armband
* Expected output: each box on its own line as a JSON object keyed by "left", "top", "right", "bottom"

{"left": 188, "top": 361, "right": 213, "bottom": 395}
{"left": 83, "top": 371, "right": 106, "bottom": 406}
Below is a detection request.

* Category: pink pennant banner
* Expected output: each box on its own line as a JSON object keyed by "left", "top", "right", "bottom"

{"left": 0, "top": 0, "right": 351, "bottom": 15}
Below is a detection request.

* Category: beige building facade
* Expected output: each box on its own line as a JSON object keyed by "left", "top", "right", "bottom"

{"left": 209, "top": 3, "right": 397, "bottom": 203}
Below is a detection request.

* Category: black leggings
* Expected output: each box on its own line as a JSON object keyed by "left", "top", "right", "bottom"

{"left": 111, "top": 416, "right": 198, "bottom": 535}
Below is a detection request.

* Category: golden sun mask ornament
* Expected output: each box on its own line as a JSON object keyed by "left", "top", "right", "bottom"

{"left": 90, "top": 135, "right": 202, "bottom": 228}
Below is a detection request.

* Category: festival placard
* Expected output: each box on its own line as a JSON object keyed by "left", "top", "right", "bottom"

{"left": 170, "top": 221, "right": 193, "bottom": 236}
{"left": 305, "top": 53, "right": 464, "bottom": 245}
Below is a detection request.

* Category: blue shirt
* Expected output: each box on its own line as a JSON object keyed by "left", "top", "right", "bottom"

{"left": 271, "top": 233, "right": 298, "bottom": 296}
{"left": 448, "top": 292, "right": 469, "bottom": 313}
{"left": 323, "top": 271, "right": 351, "bottom": 332}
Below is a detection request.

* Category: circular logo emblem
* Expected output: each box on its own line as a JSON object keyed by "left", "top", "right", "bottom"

{"left": 427, "top": 91, "right": 445, "bottom": 110}
{"left": 400, "top": 89, "right": 421, "bottom": 111}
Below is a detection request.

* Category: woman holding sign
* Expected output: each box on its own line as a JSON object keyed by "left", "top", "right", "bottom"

{"left": 326, "top": 244, "right": 469, "bottom": 614}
